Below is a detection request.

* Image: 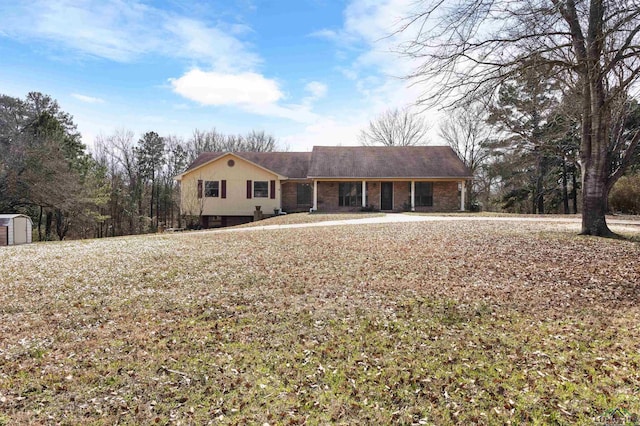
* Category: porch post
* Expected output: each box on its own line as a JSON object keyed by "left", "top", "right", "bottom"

{"left": 411, "top": 181, "right": 416, "bottom": 212}
{"left": 313, "top": 180, "right": 318, "bottom": 211}
{"left": 460, "top": 180, "right": 466, "bottom": 211}
{"left": 362, "top": 180, "right": 367, "bottom": 208}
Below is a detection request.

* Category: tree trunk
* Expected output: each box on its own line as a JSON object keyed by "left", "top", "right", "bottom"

{"left": 38, "top": 205, "right": 43, "bottom": 241}
{"left": 156, "top": 182, "right": 161, "bottom": 228}
{"left": 150, "top": 184, "right": 154, "bottom": 229}
{"left": 580, "top": 165, "right": 611, "bottom": 235}
{"left": 536, "top": 174, "right": 544, "bottom": 214}
{"left": 580, "top": 82, "right": 612, "bottom": 236}
{"left": 163, "top": 186, "right": 167, "bottom": 227}
{"left": 169, "top": 189, "right": 173, "bottom": 228}
{"left": 579, "top": 55, "right": 613, "bottom": 236}
{"left": 572, "top": 169, "right": 578, "bottom": 214}
{"left": 562, "top": 157, "right": 569, "bottom": 214}
{"left": 55, "top": 209, "right": 69, "bottom": 240}
{"left": 45, "top": 210, "right": 53, "bottom": 240}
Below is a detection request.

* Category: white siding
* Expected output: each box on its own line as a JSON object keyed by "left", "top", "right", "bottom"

{"left": 180, "top": 155, "right": 281, "bottom": 216}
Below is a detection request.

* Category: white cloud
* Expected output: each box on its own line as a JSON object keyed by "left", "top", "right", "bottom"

{"left": 246, "top": 103, "right": 319, "bottom": 123}
{"left": 0, "top": 0, "right": 257, "bottom": 68}
{"left": 165, "top": 18, "right": 260, "bottom": 71}
{"left": 342, "top": 0, "right": 414, "bottom": 45}
{"left": 0, "top": 0, "right": 159, "bottom": 61}
{"left": 0, "top": 1, "right": 324, "bottom": 124}
{"left": 305, "top": 81, "right": 328, "bottom": 99}
{"left": 71, "top": 93, "right": 105, "bottom": 104}
{"left": 1, "top": 0, "right": 442, "bottom": 145}
{"left": 281, "top": 116, "right": 366, "bottom": 150}
{"left": 170, "top": 69, "right": 282, "bottom": 106}
{"left": 302, "top": 81, "right": 328, "bottom": 105}
{"left": 306, "top": 1, "right": 443, "bottom": 128}
{"left": 308, "top": 28, "right": 340, "bottom": 41}
{"left": 278, "top": 1, "right": 441, "bottom": 150}
{"left": 169, "top": 69, "right": 319, "bottom": 123}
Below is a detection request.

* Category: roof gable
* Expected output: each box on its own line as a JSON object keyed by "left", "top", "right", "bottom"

{"left": 178, "top": 152, "right": 312, "bottom": 180}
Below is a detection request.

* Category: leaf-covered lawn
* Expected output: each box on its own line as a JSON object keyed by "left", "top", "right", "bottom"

{"left": 1, "top": 220, "right": 639, "bottom": 425}
{"left": 232, "top": 212, "right": 385, "bottom": 228}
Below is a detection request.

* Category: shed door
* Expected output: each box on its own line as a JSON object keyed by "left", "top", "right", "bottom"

{"left": 381, "top": 182, "right": 393, "bottom": 210}
{"left": 0, "top": 226, "right": 7, "bottom": 246}
{"left": 13, "top": 218, "right": 27, "bottom": 245}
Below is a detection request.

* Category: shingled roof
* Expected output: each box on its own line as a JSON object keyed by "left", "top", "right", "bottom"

{"left": 179, "top": 146, "right": 471, "bottom": 180}
{"left": 181, "top": 152, "right": 312, "bottom": 179}
{"left": 307, "top": 146, "right": 472, "bottom": 178}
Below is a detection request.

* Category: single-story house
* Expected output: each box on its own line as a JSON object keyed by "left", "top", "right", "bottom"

{"left": 0, "top": 214, "right": 33, "bottom": 246}
{"left": 175, "top": 146, "right": 472, "bottom": 227}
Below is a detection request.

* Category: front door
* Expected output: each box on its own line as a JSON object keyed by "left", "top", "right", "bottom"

{"left": 381, "top": 182, "right": 393, "bottom": 210}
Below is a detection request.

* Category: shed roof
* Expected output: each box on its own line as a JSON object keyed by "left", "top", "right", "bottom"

{"left": 0, "top": 214, "right": 32, "bottom": 221}
{"left": 307, "top": 146, "right": 472, "bottom": 178}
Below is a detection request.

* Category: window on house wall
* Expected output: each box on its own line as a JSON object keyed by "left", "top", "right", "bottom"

{"left": 254, "top": 181, "right": 268, "bottom": 198}
{"left": 338, "top": 182, "right": 362, "bottom": 206}
{"left": 297, "top": 183, "right": 312, "bottom": 205}
{"left": 415, "top": 182, "right": 433, "bottom": 206}
{"left": 205, "top": 181, "right": 219, "bottom": 197}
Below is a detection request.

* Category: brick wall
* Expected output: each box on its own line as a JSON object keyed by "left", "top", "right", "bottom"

{"left": 315, "top": 180, "right": 461, "bottom": 212}
{"left": 317, "top": 181, "right": 343, "bottom": 211}
{"left": 412, "top": 181, "right": 460, "bottom": 212}
{"left": 393, "top": 182, "right": 411, "bottom": 211}
{"left": 366, "top": 182, "right": 381, "bottom": 210}
{"left": 282, "top": 181, "right": 313, "bottom": 213}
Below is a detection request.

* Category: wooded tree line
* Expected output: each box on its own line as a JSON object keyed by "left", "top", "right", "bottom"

{"left": 398, "top": 0, "right": 640, "bottom": 235}
{"left": 362, "top": 76, "right": 639, "bottom": 215}
{"left": 0, "top": 92, "right": 280, "bottom": 240}
{"left": 440, "top": 73, "right": 640, "bottom": 215}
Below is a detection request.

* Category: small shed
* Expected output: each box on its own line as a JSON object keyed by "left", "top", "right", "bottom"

{"left": 0, "top": 214, "right": 33, "bottom": 246}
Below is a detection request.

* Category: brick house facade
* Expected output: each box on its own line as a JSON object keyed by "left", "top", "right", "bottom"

{"left": 311, "top": 181, "right": 460, "bottom": 212}
{"left": 176, "top": 146, "right": 472, "bottom": 227}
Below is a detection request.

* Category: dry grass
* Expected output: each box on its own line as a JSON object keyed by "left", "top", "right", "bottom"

{"left": 1, "top": 220, "right": 639, "bottom": 425}
{"left": 231, "top": 212, "right": 385, "bottom": 228}
{"left": 409, "top": 211, "right": 640, "bottom": 221}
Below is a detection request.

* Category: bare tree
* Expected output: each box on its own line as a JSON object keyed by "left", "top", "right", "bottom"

{"left": 105, "top": 129, "right": 141, "bottom": 234}
{"left": 186, "top": 128, "right": 281, "bottom": 160}
{"left": 359, "top": 107, "right": 430, "bottom": 146}
{"left": 186, "top": 128, "right": 227, "bottom": 162}
{"left": 398, "top": 0, "right": 640, "bottom": 236}
{"left": 439, "top": 103, "right": 492, "bottom": 208}
{"left": 243, "top": 130, "right": 278, "bottom": 152}
{"left": 179, "top": 172, "right": 205, "bottom": 228}
{"left": 162, "top": 135, "right": 187, "bottom": 228}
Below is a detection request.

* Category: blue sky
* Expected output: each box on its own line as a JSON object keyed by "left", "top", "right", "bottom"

{"left": 0, "top": 0, "right": 434, "bottom": 151}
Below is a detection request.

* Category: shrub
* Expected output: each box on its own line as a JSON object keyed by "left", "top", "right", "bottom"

{"left": 609, "top": 174, "right": 640, "bottom": 214}
{"left": 360, "top": 204, "right": 378, "bottom": 212}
